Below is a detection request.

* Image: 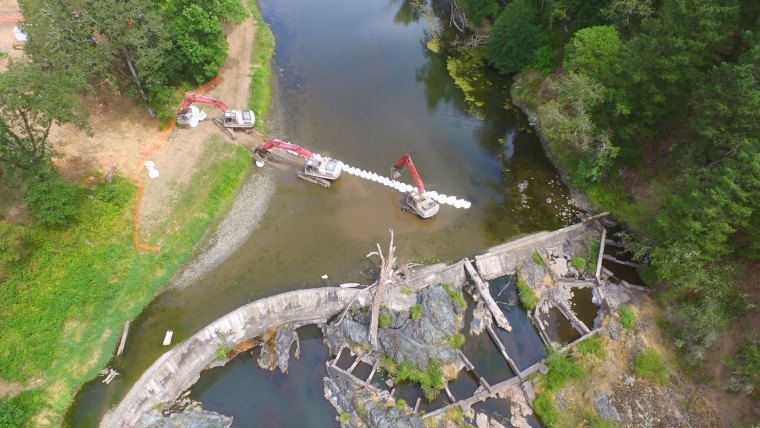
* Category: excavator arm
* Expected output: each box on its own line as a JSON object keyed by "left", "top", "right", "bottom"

{"left": 391, "top": 154, "right": 425, "bottom": 194}
{"left": 178, "top": 93, "right": 230, "bottom": 114}
{"left": 256, "top": 139, "right": 314, "bottom": 160}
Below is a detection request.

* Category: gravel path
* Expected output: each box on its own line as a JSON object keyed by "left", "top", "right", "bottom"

{"left": 170, "top": 169, "right": 275, "bottom": 289}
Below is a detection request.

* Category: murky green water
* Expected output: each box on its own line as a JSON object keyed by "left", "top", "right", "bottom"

{"left": 66, "top": 0, "right": 578, "bottom": 425}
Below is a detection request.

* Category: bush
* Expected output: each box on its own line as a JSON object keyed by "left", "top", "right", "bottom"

{"left": 576, "top": 334, "right": 606, "bottom": 359}
{"left": 442, "top": 284, "right": 466, "bottom": 309}
{"left": 517, "top": 276, "right": 538, "bottom": 311}
{"left": 571, "top": 257, "right": 587, "bottom": 271}
{"left": 449, "top": 333, "right": 465, "bottom": 349}
{"left": 637, "top": 266, "right": 658, "bottom": 287}
{"left": 726, "top": 337, "right": 760, "bottom": 395}
{"left": 395, "top": 399, "right": 407, "bottom": 409}
{"left": 24, "top": 169, "right": 81, "bottom": 228}
{"left": 445, "top": 405, "right": 463, "bottom": 422}
{"left": 619, "top": 306, "right": 636, "bottom": 330}
{"left": 339, "top": 411, "right": 349, "bottom": 424}
{"left": 634, "top": 348, "right": 668, "bottom": 384}
{"left": 544, "top": 351, "right": 584, "bottom": 392}
{"left": 532, "top": 391, "right": 560, "bottom": 427}
{"left": 216, "top": 345, "right": 229, "bottom": 361}
{"left": 410, "top": 304, "right": 423, "bottom": 321}
{"left": 395, "top": 359, "right": 446, "bottom": 402}
{"left": 0, "top": 390, "right": 43, "bottom": 428}
{"left": 379, "top": 311, "right": 391, "bottom": 329}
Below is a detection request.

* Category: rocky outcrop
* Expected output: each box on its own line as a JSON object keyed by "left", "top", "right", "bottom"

{"left": 138, "top": 398, "right": 232, "bottom": 428}
{"left": 325, "top": 284, "right": 464, "bottom": 370}
{"left": 258, "top": 327, "right": 300, "bottom": 373}
{"left": 323, "top": 374, "right": 423, "bottom": 428}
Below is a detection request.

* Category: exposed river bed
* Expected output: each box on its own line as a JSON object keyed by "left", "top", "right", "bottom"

{"left": 66, "top": 0, "right": 580, "bottom": 425}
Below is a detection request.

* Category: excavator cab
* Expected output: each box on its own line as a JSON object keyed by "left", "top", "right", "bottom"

{"left": 405, "top": 191, "right": 439, "bottom": 219}
{"left": 391, "top": 154, "right": 439, "bottom": 219}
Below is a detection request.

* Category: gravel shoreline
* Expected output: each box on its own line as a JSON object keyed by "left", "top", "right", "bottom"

{"left": 170, "top": 168, "right": 275, "bottom": 289}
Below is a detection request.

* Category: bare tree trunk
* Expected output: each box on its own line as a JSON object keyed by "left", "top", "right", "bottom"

{"left": 368, "top": 230, "right": 397, "bottom": 347}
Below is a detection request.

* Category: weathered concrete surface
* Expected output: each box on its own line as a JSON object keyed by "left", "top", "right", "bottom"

{"left": 474, "top": 214, "right": 607, "bottom": 281}
{"left": 101, "top": 287, "right": 368, "bottom": 428}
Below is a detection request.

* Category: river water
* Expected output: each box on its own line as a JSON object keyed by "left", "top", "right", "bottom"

{"left": 66, "top": 0, "right": 578, "bottom": 425}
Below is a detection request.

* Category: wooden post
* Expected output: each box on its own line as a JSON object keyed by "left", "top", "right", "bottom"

{"left": 486, "top": 325, "right": 521, "bottom": 379}
{"left": 464, "top": 259, "right": 512, "bottom": 332}
{"left": 595, "top": 228, "right": 607, "bottom": 281}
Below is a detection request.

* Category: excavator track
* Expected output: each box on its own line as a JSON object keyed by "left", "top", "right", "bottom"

{"left": 212, "top": 118, "right": 237, "bottom": 140}
{"left": 296, "top": 171, "right": 331, "bottom": 187}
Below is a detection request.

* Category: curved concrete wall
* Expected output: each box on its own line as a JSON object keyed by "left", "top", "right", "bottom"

{"left": 101, "top": 287, "right": 368, "bottom": 428}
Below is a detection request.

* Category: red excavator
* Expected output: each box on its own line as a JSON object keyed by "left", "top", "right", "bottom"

{"left": 176, "top": 93, "right": 255, "bottom": 140}
{"left": 391, "top": 154, "right": 439, "bottom": 219}
{"left": 254, "top": 139, "right": 343, "bottom": 187}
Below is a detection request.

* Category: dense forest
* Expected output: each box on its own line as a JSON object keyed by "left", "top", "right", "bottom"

{"left": 452, "top": 0, "right": 759, "bottom": 397}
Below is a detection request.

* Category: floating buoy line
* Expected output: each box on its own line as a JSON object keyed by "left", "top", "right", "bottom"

{"left": 308, "top": 154, "right": 472, "bottom": 209}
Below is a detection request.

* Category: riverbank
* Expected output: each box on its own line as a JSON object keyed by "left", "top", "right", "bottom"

{"left": 0, "top": 2, "right": 275, "bottom": 425}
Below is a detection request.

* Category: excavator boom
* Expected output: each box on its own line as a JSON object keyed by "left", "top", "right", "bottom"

{"left": 391, "top": 154, "right": 425, "bottom": 194}
{"left": 254, "top": 139, "right": 342, "bottom": 187}
{"left": 390, "top": 154, "right": 438, "bottom": 219}
{"left": 256, "top": 139, "right": 314, "bottom": 159}
{"left": 178, "top": 93, "right": 229, "bottom": 114}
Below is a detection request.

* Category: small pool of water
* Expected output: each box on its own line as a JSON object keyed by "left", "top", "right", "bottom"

{"left": 335, "top": 349, "right": 356, "bottom": 371}
{"left": 570, "top": 287, "right": 598, "bottom": 330}
{"left": 488, "top": 276, "right": 547, "bottom": 370}
{"left": 461, "top": 292, "right": 516, "bottom": 384}
{"left": 602, "top": 259, "right": 644, "bottom": 285}
{"left": 471, "top": 397, "right": 542, "bottom": 427}
{"left": 351, "top": 361, "right": 374, "bottom": 382}
{"left": 540, "top": 307, "right": 581, "bottom": 346}
{"left": 189, "top": 325, "right": 338, "bottom": 428}
{"left": 447, "top": 369, "right": 481, "bottom": 402}
{"left": 393, "top": 381, "right": 422, "bottom": 407}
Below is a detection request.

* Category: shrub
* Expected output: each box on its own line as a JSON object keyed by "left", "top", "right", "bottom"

{"left": 544, "top": 351, "right": 584, "bottom": 391}
{"left": 379, "top": 311, "right": 391, "bottom": 329}
{"left": 449, "top": 333, "right": 465, "bottom": 349}
{"left": 726, "top": 337, "right": 760, "bottom": 395}
{"left": 395, "top": 399, "right": 407, "bottom": 409}
{"left": 0, "top": 390, "right": 43, "bottom": 428}
{"left": 532, "top": 391, "right": 560, "bottom": 427}
{"left": 532, "top": 250, "right": 545, "bottom": 267}
{"left": 401, "top": 288, "right": 413, "bottom": 295}
{"left": 445, "top": 405, "right": 463, "bottom": 422}
{"left": 216, "top": 345, "right": 229, "bottom": 361}
{"left": 571, "top": 257, "right": 587, "bottom": 271}
{"left": 24, "top": 169, "right": 81, "bottom": 228}
{"left": 395, "top": 359, "right": 446, "bottom": 402}
{"left": 576, "top": 334, "right": 606, "bottom": 359}
{"left": 637, "top": 266, "right": 658, "bottom": 287}
{"left": 634, "top": 348, "right": 668, "bottom": 384}
{"left": 442, "top": 283, "right": 466, "bottom": 309}
{"left": 410, "top": 304, "right": 423, "bottom": 321}
{"left": 517, "top": 276, "right": 538, "bottom": 311}
{"left": 619, "top": 306, "right": 636, "bottom": 330}
{"left": 339, "top": 411, "right": 349, "bottom": 424}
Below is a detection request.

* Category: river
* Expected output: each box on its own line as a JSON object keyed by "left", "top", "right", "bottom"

{"left": 66, "top": 0, "right": 577, "bottom": 425}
